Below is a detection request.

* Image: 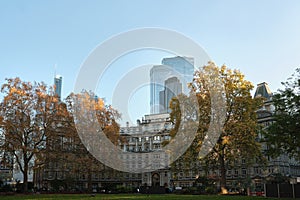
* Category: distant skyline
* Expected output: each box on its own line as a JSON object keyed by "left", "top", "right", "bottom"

{"left": 1, "top": 0, "right": 300, "bottom": 125}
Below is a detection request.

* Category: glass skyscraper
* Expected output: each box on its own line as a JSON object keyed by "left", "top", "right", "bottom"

{"left": 163, "top": 77, "right": 182, "bottom": 113}
{"left": 161, "top": 56, "right": 194, "bottom": 94}
{"left": 54, "top": 75, "right": 62, "bottom": 100}
{"left": 150, "top": 56, "right": 194, "bottom": 114}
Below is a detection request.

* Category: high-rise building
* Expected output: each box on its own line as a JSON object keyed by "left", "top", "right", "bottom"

{"left": 150, "top": 65, "right": 174, "bottom": 114}
{"left": 150, "top": 56, "right": 194, "bottom": 114}
{"left": 54, "top": 75, "right": 62, "bottom": 99}
{"left": 161, "top": 56, "right": 194, "bottom": 94}
{"left": 163, "top": 77, "right": 182, "bottom": 113}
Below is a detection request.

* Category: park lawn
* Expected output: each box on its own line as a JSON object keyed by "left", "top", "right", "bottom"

{"left": 0, "top": 194, "right": 297, "bottom": 200}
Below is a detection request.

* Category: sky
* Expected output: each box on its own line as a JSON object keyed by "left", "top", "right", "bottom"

{"left": 1, "top": 0, "right": 300, "bottom": 126}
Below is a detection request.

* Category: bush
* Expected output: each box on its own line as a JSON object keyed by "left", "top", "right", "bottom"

{"left": 15, "top": 182, "right": 34, "bottom": 193}
{"left": 0, "top": 184, "right": 13, "bottom": 192}
{"left": 205, "top": 186, "right": 217, "bottom": 194}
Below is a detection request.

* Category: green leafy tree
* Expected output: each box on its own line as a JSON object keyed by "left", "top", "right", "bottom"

{"left": 265, "top": 68, "right": 300, "bottom": 160}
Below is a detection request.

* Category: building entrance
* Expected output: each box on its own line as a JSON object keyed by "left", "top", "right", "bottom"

{"left": 152, "top": 173, "right": 160, "bottom": 186}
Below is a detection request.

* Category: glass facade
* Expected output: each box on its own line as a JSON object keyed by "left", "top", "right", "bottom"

{"left": 150, "top": 56, "right": 194, "bottom": 114}
{"left": 54, "top": 75, "right": 62, "bottom": 99}
{"left": 150, "top": 65, "right": 173, "bottom": 114}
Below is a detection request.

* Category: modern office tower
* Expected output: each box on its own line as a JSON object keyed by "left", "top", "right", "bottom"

{"left": 150, "top": 56, "right": 194, "bottom": 114}
{"left": 161, "top": 56, "right": 194, "bottom": 94}
{"left": 150, "top": 65, "right": 173, "bottom": 114}
{"left": 54, "top": 75, "right": 62, "bottom": 100}
{"left": 159, "top": 90, "right": 165, "bottom": 113}
{"left": 163, "top": 77, "right": 182, "bottom": 113}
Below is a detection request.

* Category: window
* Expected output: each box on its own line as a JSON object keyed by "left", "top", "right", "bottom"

{"left": 242, "top": 168, "right": 247, "bottom": 175}
{"left": 254, "top": 167, "right": 261, "bottom": 174}
{"left": 234, "top": 169, "right": 239, "bottom": 176}
{"left": 154, "top": 154, "right": 160, "bottom": 159}
{"left": 48, "top": 171, "right": 53, "bottom": 179}
{"left": 93, "top": 173, "right": 98, "bottom": 180}
{"left": 154, "top": 136, "right": 160, "bottom": 141}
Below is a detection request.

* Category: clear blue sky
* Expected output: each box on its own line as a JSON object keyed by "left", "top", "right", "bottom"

{"left": 1, "top": 0, "right": 300, "bottom": 125}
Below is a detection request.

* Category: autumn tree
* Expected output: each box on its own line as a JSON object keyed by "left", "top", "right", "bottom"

{"left": 0, "top": 78, "right": 62, "bottom": 192}
{"left": 264, "top": 68, "right": 300, "bottom": 160}
{"left": 64, "top": 91, "right": 121, "bottom": 192}
{"left": 32, "top": 90, "right": 121, "bottom": 192}
{"left": 169, "top": 62, "right": 263, "bottom": 192}
{"left": 34, "top": 100, "right": 80, "bottom": 191}
{"left": 167, "top": 93, "right": 207, "bottom": 175}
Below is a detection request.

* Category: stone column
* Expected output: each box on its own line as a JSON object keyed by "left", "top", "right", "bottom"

{"left": 149, "top": 137, "right": 152, "bottom": 150}
{"left": 142, "top": 138, "right": 145, "bottom": 151}
{"left": 135, "top": 138, "right": 138, "bottom": 152}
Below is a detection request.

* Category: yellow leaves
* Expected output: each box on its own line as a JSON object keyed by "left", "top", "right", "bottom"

{"left": 94, "top": 98, "right": 105, "bottom": 110}
{"left": 221, "top": 65, "right": 227, "bottom": 73}
{"left": 9, "top": 87, "right": 17, "bottom": 93}
{"left": 222, "top": 136, "right": 230, "bottom": 145}
{"left": 36, "top": 91, "right": 47, "bottom": 99}
{"left": 9, "top": 86, "right": 26, "bottom": 96}
{"left": 52, "top": 97, "right": 59, "bottom": 103}
{"left": 77, "top": 92, "right": 105, "bottom": 112}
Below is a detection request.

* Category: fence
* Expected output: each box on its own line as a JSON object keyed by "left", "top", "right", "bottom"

{"left": 265, "top": 183, "right": 300, "bottom": 198}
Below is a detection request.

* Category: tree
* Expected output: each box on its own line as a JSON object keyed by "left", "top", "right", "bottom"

{"left": 64, "top": 91, "right": 121, "bottom": 192}
{"left": 0, "top": 78, "right": 62, "bottom": 192}
{"left": 33, "top": 90, "right": 121, "bottom": 192}
{"left": 169, "top": 62, "right": 263, "bottom": 193}
{"left": 33, "top": 98, "right": 81, "bottom": 192}
{"left": 264, "top": 68, "right": 300, "bottom": 160}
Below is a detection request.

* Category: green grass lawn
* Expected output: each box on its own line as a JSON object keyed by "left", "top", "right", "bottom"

{"left": 0, "top": 194, "right": 298, "bottom": 200}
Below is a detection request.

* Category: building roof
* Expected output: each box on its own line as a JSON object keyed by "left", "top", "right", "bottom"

{"left": 254, "top": 82, "right": 273, "bottom": 100}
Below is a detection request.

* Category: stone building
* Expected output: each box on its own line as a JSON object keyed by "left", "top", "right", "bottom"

{"left": 119, "top": 113, "right": 172, "bottom": 188}
{"left": 0, "top": 152, "right": 13, "bottom": 185}
{"left": 250, "top": 82, "right": 300, "bottom": 192}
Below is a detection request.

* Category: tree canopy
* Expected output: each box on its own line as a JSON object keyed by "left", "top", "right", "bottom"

{"left": 169, "top": 62, "right": 263, "bottom": 192}
{"left": 0, "top": 78, "right": 63, "bottom": 192}
{"left": 265, "top": 68, "right": 300, "bottom": 160}
{"left": 0, "top": 78, "right": 122, "bottom": 193}
{"left": 63, "top": 91, "right": 121, "bottom": 192}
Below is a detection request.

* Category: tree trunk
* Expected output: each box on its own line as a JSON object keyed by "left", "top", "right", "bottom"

{"left": 87, "top": 168, "right": 92, "bottom": 193}
{"left": 219, "top": 153, "right": 227, "bottom": 194}
{"left": 23, "top": 161, "right": 28, "bottom": 193}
